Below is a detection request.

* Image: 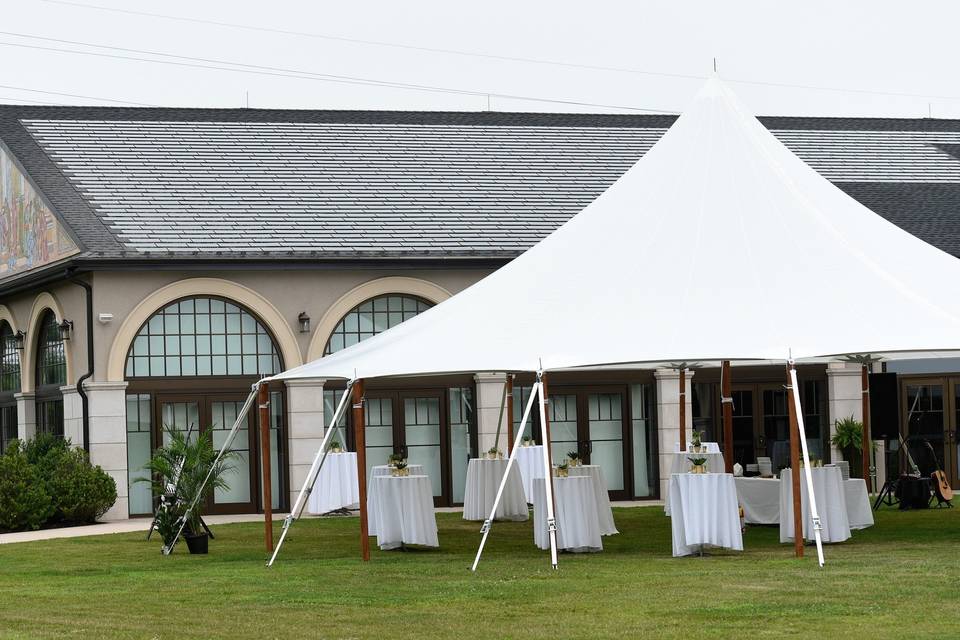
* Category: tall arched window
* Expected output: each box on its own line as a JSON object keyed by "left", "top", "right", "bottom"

{"left": 0, "top": 322, "right": 20, "bottom": 452}
{"left": 324, "top": 294, "right": 433, "bottom": 355}
{"left": 35, "top": 311, "right": 66, "bottom": 438}
{"left": 125, "top": 297, "right": 281, "bottom": 378}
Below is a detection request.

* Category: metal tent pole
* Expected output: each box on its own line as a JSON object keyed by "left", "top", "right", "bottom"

{"left": 258, "top": 382, "right": 274, "bottom": 553}
{"left": 353, "top": 380, "right": 370, "bottom": 561}
{"left": 678, "top": 368, "right": 687, "bottom": 452}
{"left": 537, "top": 371, "right": 559, "bottom": 569}
{"left": 267, "top": 380, "right": 354, "bottom": 567}
{"left": 163, "top": 384, "right": 259, "bottom": 555}
{"left": 789, "top": 364, "right": 825, "bottom": 567}
{"left": 470, "top": 381, "right": 540, "bottom": 572}
{"left": 861, "top": 364, "right": 873, "bottom": 492}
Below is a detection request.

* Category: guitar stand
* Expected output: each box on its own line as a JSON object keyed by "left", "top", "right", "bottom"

{"left": 873, "top": 478, "right": 900, "bottom": 510}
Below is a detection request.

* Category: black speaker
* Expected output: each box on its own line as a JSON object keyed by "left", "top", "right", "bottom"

{"left": 869, "top": 372, "right": 899, "bottom": 439}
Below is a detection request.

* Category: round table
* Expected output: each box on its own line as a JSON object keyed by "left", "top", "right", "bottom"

{"left": 664, "top": 451, "right": 726, "bottom": 515}
{"left": 367, "top": 464, "right": 425, "bottom": 536}
{"left": 568, "top": 465, "right": 618, "bottom": 536}
{"left": 308, "top": 452, "right": 359, "bottom": 515}
{"left": 669, "top": 473, "right": 743, "bottom": 557}
{"left": 515, "top": 445, "right": 546, "bottom": 502}
{"left": 733, "top": 477, "right": 780, "bottom": 525}
{"left": 462, "top": 458, "right": 528, "bottom": 521}
{"left": 368, "top": 475, "right": 438, "bottom": 550}
{"left": 531, "top": 476, "right": 602, "bottom": 552}
{"left": 844, "top": 478, "right": 874, "bottom": 530}
{"left": 779, "top": 466, "right": 851, "bottom": 544}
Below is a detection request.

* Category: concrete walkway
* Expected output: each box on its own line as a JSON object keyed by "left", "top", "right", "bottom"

{"left": 1, "top": 500, "right": 661, "bottom": 545}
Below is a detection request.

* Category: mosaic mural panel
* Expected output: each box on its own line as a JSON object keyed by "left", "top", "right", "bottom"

{"left": 1, "top": 146, "right": 79, "bottom": 278}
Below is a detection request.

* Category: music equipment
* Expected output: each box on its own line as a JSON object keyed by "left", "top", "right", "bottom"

{"left": 869, "top": 372, "right": 899, "bottom": 439}
{"left": 931, "top": 470, "right": 954, "bottom": 506}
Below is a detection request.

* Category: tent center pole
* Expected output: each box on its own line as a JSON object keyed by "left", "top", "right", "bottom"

{"left": 353, "top": 380, "right": 370, "bottom": 561}
{"left": 678, "top": 368, "right": 686, "bottom": 452}
{"left": 861, "top": 364, "right": 872, "bottom": 492}
{"left": 786, "top": 363, "right": 804, "bottom": 559}
{"left": 721, "top": 361, "right": 734, "bottom": 473}
{"left": 506, "top": 375, "right": 515, "bottom": 452}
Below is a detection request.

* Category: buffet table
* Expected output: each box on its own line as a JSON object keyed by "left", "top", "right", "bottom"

{"left": 734, "top": 476, "right": 780, "bottom": 525}
{"left": 462, "top": 458, "right": 528, "bottom": 521}
{"left": 779, "top": 466, "right": 851, "bottom": 544}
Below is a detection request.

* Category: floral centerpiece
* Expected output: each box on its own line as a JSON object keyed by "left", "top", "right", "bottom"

{"left": 688, "top": 456, "right": 708, "bottom": 474}
{"left": 387, "top": 452, "right": 406, "bottom": 470}
{"left": 556, "top": 462, "right": 569, "bottom": 478}
{"left": 329, "top": 440, "right": 343, "bottom": 454}
{"left": 522, "top": 436, "right": 534, "bottom": 447}
{"left": 487, "top": 447, "right": 502, "bottom": 460}
{"left": 690, "top": 430, "right": 706, "bottom": 454}
{"left": 391, "top": 460, "right": 409, "bottom": 477}
{"left": 567, "top": 450, "right": 582, "bottom": 467}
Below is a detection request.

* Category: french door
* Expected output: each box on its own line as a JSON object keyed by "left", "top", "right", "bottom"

{"left": 155, "top": 393, "right": 258, "bottom": 514}
{"left": 901, "top": 379, "right": 958, "bottom": 489}
{"left": 546, "top": 387, "right": 631, "bottom": 501}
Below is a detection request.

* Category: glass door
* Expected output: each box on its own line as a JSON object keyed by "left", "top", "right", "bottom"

{"left": 586, "top": 392, "right": 627, "bottom": 497}
{"left": 762, "top": 387, "right": 790, "bottom": 474}
{"left": 363, "top": 396, "right": 395, "bottom": 482}
{"left": 903, "top": 382, "right": 946, "bottom": 479}
{"left": 209, "top": 396, "right": 257, "bottom": 514}
{"left": 399, "top": 392, "right": 446, "bottom": 504}
{"left": 548, "top": 394, "right": 578, "bottom": 465}
{"left": 731, "top": 389, "right": 756, "bottom": 466}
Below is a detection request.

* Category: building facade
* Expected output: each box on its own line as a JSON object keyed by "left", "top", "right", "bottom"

{"left": 2, "top": 106, "right": 960, "bottom": 519}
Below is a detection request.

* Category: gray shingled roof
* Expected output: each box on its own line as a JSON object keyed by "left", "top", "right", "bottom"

{"left": 3, "top": 106, "right": 960, "bottom": 270}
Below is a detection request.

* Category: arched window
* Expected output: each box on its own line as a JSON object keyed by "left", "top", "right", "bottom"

{"left": 125, "top": 297, "right": 282, "bottom": 378}
{"left": 324, "top": 294, "right": 433, "bottom": 355}
{"left": 0, "top": 322, "right": 19, "bottom": 452}
{"left": 35, "top": 311, "right": 65, "bottom": 437}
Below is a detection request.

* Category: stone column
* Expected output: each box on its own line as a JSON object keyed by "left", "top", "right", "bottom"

{"left": 85, "top": 381, "right": 129, "bottom": 521}
{"left": 826, "top": 362, "right": 862, "bottom": 464}
{"left": 285, "top": 378, "right": 327, "bottom": 510}
{"left": 654, "top": 368, "right": 694, "bottom": 499}
{"left": 14, "top": 391, "right": 36, "bottom": 441}
{"left": 60, "top": 385, "right": 83, "bottom": 447}
{"left": 473, "top": 373, "right": 509, "bottom": 454}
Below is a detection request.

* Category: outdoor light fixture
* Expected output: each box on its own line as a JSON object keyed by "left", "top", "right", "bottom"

{"left": 297, "top": 312, "right": 311, "bottom": 333}
{"left": 58, "top": 319, "right": 74, "bottom": 341}
{"left": 14, "top": 330, "right": 25, "bottom": 351}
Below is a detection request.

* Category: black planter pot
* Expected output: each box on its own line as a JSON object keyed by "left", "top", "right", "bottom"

{"left": 184, "top": 532, "right": 209, "bottom": 555}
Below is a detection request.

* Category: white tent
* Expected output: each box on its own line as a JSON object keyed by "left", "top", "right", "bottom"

{"left": 269, "top": 77, "right": 960, "bottom": 384}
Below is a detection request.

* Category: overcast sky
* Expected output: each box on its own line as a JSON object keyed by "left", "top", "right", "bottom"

{"left": 4, "top": 0, "right": 960, "bottom": 118}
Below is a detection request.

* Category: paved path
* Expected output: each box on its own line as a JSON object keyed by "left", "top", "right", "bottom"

{"left": 1, "top": 500, "right": 658, "bottom": 545}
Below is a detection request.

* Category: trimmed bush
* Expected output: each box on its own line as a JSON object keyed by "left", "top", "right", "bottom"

{"left": 0, "top": 444, "right": 54, "bottom": 532}
{"left": 48, "top": 448, "right": 117, "bottom": 524}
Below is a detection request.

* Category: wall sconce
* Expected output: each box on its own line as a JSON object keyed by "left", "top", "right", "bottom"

{"left": 58, "top": 319, "right": 74, "bottom": 341}
{"left": 297, "top": 312, "right": 311, "bottom": 334}
{"left": 14, "top": 330, "right": 25, "bottom": 351}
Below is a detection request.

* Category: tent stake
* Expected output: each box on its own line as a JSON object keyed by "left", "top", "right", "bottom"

{"left": 353, "top": 380, "right": 370, "bottom": 561}
{"left": 861, "top": 364, "right": 872, "bottom": 492}
{"left": 721, "top": 361, "right": 733, "bottom": 473}
{"left": 678, "top": 368, "right": 687, "bottom": 452}
{"left": 258, "top": 382, "right": 273, "bottom": 553}
{"left": 786, "top": 364, "right": 804, "bottom": 559}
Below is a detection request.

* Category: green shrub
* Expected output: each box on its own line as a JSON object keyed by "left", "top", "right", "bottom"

{"left": 0, "top": 444, "right": 54, "bottom": 532}
{"left": 48, "top": 448, "right": 117, "bottom": 524}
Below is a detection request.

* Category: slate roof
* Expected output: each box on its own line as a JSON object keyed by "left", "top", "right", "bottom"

{"left": 3, "top": 105, "right": 960, "bottom": 283}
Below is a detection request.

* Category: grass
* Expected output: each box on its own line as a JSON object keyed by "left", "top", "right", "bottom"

{"left": 0, "top": 505, "right": 958, "bottom": 639}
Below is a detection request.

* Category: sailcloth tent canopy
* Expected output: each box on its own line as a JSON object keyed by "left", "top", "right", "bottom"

{"left": 269, "top": 77, "right": 960, "bottom": 383}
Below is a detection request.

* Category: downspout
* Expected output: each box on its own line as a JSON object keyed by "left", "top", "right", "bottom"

{"left": 70, "top": 275, "right": 94, "bottom": 454}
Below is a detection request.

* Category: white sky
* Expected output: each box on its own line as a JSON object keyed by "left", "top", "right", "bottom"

{"left": 3, "top": 0, "right": 960, "bottom": 118}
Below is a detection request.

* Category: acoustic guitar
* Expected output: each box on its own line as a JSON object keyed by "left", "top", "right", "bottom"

{"left": 931, "top": 469, "right": 954, "bottom": 503}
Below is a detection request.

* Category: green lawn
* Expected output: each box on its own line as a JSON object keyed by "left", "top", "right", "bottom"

{"left": 0, "top": 505, "right": 957, "bottom": 639}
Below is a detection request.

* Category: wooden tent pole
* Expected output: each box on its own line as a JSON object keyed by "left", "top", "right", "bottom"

{"left": 861, "top": 364, "right": 872, "bottom": 491}
{"left": 352, "top": 380, "right": 370, "bottom": 561}
{"left": 786, "top": 363, "right": 803, "bottom": 558}
{"left": 258, "top": 382, "right": 274, "bottom": 553}
{"left": 506, "top": 375, "right": 515, "bottom": 452}
{"left": 721, "top": 360, "right": 734, "bottom": 473}
{"left": 678, "top": 368, "right": 687, "bottom": 452}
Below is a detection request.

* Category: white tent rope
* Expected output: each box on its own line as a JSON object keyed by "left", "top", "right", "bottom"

{"left": 471, "top": 380, "right": 541, "bottom": 572}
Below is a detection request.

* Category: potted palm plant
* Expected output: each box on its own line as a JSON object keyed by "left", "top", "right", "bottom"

{"left": 329, "top": 440, "right": 343, "bottom": 454}
{"left": 391, "top": 460, "right": 409, "bottom": 477}
{"left": 832, "top": 416, "right": 864, "bottom": 478}
{"left": 141, "top": 427, "right": 239, "bottom": 555}
{"left": 567, "top": 450, "right": 582, "bottom": 467}
{"left": 556, "top": 462, "right": 569, "bottom": 478}
{"left": 522, "top": 436, "right": 534, "bottom": 447}
{"left": 688, "top": 456, "right": 708, "bottom": 474}
{"left": 387, "top": 453, "right": 405, "bottom": 469}
{"left": 487, "top": 447, "right": 502, "bottom": 460}
{"left": 690, "top": 429, "right": 706, "bottom": 454}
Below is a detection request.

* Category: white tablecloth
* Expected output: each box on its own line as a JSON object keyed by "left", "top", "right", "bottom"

{"left": 516, "top": 445, "right": 546, "bottom": 502}
{"left": 568, "top": 465, "right": 618, "bottom": 535}
{"left": 367, "top": 464, "right": 425, "bottom": 536}
{"left": 462, "top": 458, "right": 528, "bottom": 521}
{"left": 845, "top": 478, "right": 875, "bottom": 530}
{"left": 308, "top": 452, "right": 359, "bottom": 514}
{"left": 674, "top": 442, "right": 721, "bottom": 454}
{"left": 779, "top": 466, "right": 851, "bottom": 544}
{"left": 368, "top": 475, "right": 438, "bottom": 550}
{"left": 664, "top": 451, "right": 726, "bottom": 515}
{"left": 532, "top": 476, "right": 602, "bottom": 552}
{"left": 669, "top": 473, "right": 743, "bottom": 557}
{"left": 734, "top": 477, "right": 780, "bottom": 525}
